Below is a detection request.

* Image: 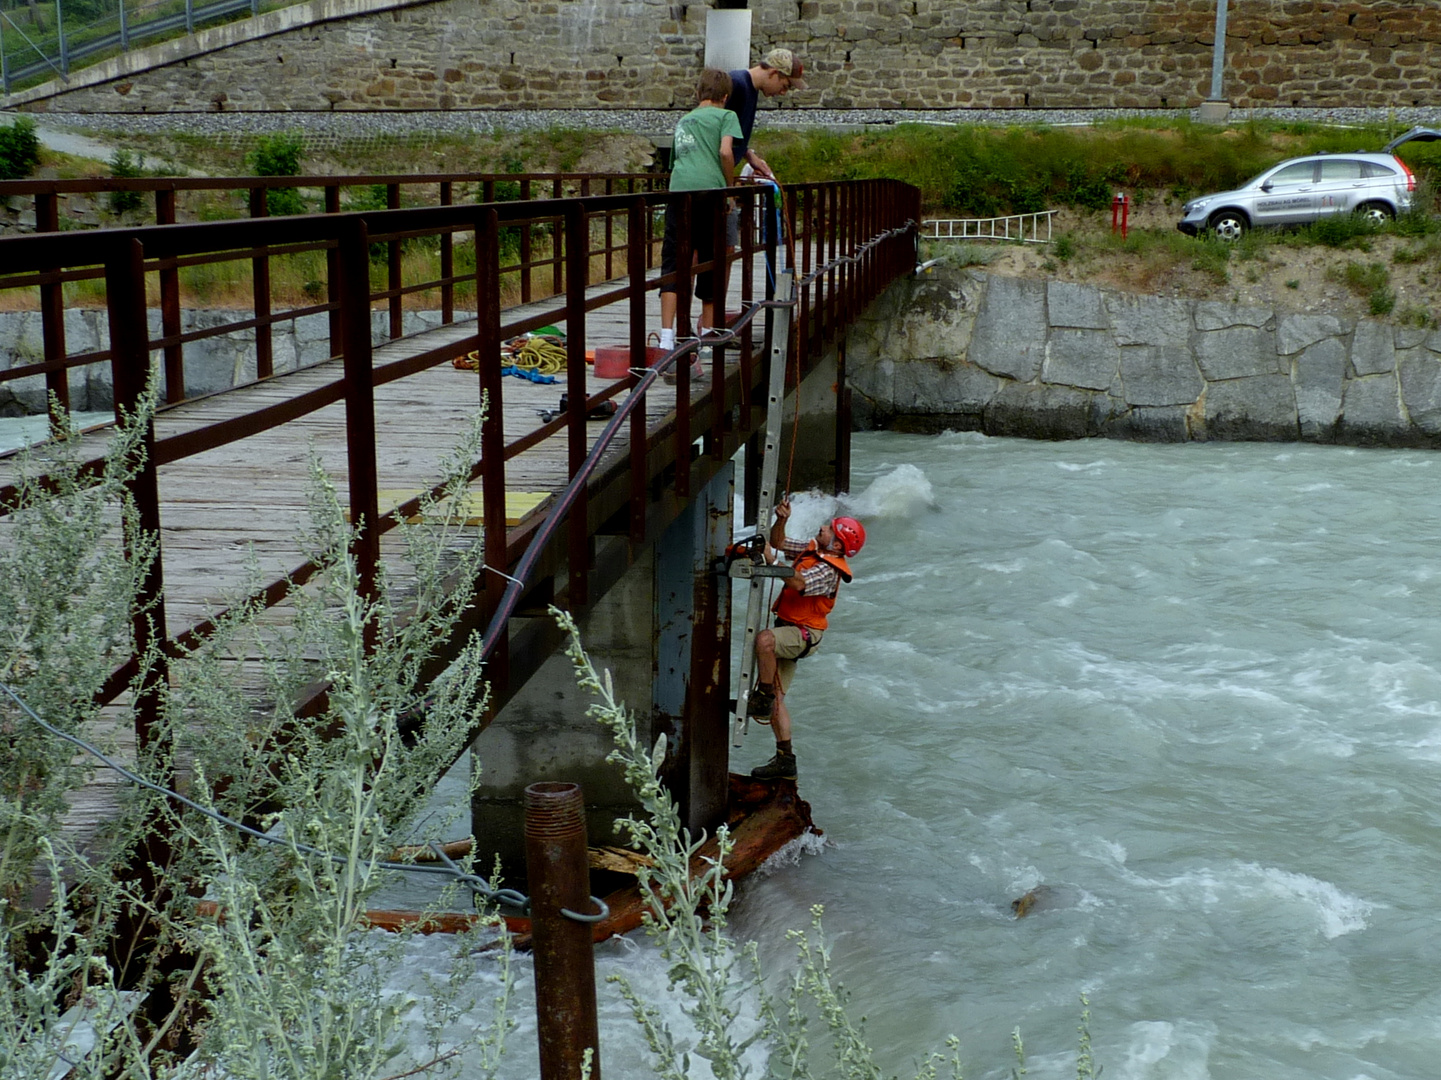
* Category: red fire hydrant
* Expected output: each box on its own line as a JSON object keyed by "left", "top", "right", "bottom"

{"left": 1112, "top": 192, "right": 1130, "bottom": 239}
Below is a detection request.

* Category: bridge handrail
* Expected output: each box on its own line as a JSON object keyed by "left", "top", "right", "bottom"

{"left": 0, "top": 176, "right": 922, "bottom": 744}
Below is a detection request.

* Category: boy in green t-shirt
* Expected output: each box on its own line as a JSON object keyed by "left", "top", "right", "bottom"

{"left": 658, "top": 69, "right": 743, "bottom": 368}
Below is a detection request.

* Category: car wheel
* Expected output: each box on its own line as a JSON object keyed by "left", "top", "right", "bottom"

{"left": 1209, "top": 210, "right": 1248, "bottom": 241}
{"left": 1355, "top": 201, "right": 1395, "bottom": 227}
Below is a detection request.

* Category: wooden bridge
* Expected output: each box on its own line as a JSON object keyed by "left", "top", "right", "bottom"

{"left": 0, "top": 172, "right": 920, "bottom": 852}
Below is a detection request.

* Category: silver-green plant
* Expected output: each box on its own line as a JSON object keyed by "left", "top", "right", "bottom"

{"left": 0, "top": 828, "right": 150, "bottom": 1080}
{"left": 0, "top": 389, "right": 159, "bottom": 908}
{"left": 561, "top": 610, "right": 973, "bottom": 1080}
{"left": 557, "top": 608, "right": 760, "bottom": 1079}
{"left": 161, "top": 414, "right": 513, "bottom": 1079}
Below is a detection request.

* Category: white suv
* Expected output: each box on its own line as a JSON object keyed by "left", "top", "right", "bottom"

{"left": 1177, "top": 151, "right": 1416, "bottom": 240}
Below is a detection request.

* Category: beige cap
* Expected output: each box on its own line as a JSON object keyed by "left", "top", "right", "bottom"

{"left": 761, "top": 47, "right": 807, "bottom": 89}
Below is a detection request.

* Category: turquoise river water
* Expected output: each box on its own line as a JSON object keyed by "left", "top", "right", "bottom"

{"left": 378, "top": 430, "right": 1441, "bottom": 1080}
{"left": 10, "top": 407, "right": 1437, "bottom": 1079}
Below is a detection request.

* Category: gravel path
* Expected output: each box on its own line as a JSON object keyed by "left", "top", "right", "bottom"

{"left": 14, "top": 105, "right": 1441, "bottom": 148}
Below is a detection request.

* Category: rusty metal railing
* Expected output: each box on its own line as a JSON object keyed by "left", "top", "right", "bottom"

{"left": 0, "top": 170, "right": 665, "bottom": 412}
{"left": 0, "top": 176, "right": 920, "bottom": 761}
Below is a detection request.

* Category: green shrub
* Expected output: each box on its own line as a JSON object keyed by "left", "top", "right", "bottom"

{"left": 107, "top": 149, "right": 147, "bottom": 215}
{"left": 1191, "top": 240, "right": 1230, "bottom": 284}
{"left": 248, "top": 132, "right": 306, "bottom": 216}
{"left": 1300, "top": 213, "right": 1377, "bottom": 249}
{"left": 0, "top": 116, "right": 41, "bottom": 180}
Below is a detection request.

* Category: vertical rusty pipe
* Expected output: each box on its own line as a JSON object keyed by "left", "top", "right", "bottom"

{"left": 564, "top": 201, "right": 591, "bottom": 607}
{"left": 35, "top": 192, "right": 70, "bottom": 425}
{"left": 525, "top": 781, "right": 601, "bottom": 1080}
{"left": 337, "top": 218, "right": 381, "bottom": 646}
{"left": 440, "top": 180, "right": 455, "bottom": 325}
{"left": 477, "top": 207, "right": 510, "bottom": 691}
{"left": 249, "top": 187, "right": 274, "bottom": 379}
{"left": 387, "top": 183, "right": 403, "bottom": 340}
{"left": 627, "top": 195, "right": 648, "bottom": 544}
{"left": 105, "top": 237, "right": 169, "bottom": 757}
{"left": 155, "top": 188, "right": 185, "bottom": 403}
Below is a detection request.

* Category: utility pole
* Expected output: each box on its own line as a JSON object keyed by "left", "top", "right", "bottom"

{"left": 1199, "top": 0, "right": 1231, "bottom": 123}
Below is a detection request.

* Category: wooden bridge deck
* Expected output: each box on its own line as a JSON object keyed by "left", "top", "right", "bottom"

{"left": 3, "top": 261, "right": 774, "bottom": 848}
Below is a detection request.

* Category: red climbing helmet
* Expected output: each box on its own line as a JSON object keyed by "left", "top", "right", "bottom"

{"left": 831, "top": 516, "right": 866, "bottom": 558}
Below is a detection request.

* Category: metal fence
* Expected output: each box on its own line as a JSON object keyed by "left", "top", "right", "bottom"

{"left": 0, "top": 0, "right": 291, "bottom": 93}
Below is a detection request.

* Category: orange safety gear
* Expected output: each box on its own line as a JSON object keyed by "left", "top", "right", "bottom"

{"left": 772, "top": 543, "right": 852, "bottom": 631}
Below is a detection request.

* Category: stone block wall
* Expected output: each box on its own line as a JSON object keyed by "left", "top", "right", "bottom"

{"left": 16, "top": 0, "right": 1441, "bottom": 114}
{"left": 847, "top": 268, "right": 1441, "bottom": 448}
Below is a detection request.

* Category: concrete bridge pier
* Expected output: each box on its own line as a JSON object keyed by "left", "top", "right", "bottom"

{"left": 778, "top": 342, "right": 852, "bottom": 495}
{"left": 470, "top": 464, "right": 735, "bottom": 878}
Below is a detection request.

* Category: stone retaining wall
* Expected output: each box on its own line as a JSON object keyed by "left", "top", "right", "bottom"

{"left": 13, "top": 0, "right": 1441, "bottom": 114}
{"left": 846, "top": 268, "right": 1441, "bottom": 447}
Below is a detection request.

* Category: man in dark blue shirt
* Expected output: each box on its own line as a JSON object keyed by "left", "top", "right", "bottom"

{"left": 726, "top": 47, "right": 806, "bottom": 183}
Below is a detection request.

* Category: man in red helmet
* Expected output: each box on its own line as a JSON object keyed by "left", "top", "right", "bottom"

{"left": 748, "top": 498, "right": 865, "bottom": 780}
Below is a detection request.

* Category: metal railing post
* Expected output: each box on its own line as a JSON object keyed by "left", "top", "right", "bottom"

{"left": 324, "top": 183, "right": 342, "bottom": 357}
{"left": 477, "top": 206, "right": 509, "bottom": 690}
{"left": 525, "top": 781, "right": 601, "bottom": 1080}
{"left": 564, "top": 200, "right": 590, "bottom": 606}
{"left": 156, "top": 188, "right": 185, "bottom": 402}
{"left": 673, "top": 192, "right": 693, "bottom": 499}
{"left": 248, "top": 187, "right": 274, "bottom": 378}
{"left": 337, "top": 218, "right": 381, "bottom": 644}
{"left": 1, "top": 13, "right": 10, "bottom": 94}
{"left": 439, "top": 180, "right": 454, "bottom": 325}
{"left": 35, "top": 192, "right": 70, "bottom": 426}
{"left": 184, "top": 0, "right": 194, "bottom": 35}
{"left": 708, "top": 192, "right": 726, "bottom": 457}
{"left": 118, "top": 0, "right": 129, "bottom": 50}
{"left": 627, "top": 195, "right": 648, "bottom": 544}
{"left": 105, "top": 236, "right": 169, "bottom": 756}
{"left": 387, "top": 182, "right": 402, "bottom": 339}
{"left": 519, "top": 178, "right": 533, "bottom": 304}
{"left": 551, "top": 176, "right": 563, "bottom": 297}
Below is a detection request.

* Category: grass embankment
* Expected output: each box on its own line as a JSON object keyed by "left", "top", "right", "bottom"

{"left": 11, "top": 117, "right": 1441, "bottom": 320}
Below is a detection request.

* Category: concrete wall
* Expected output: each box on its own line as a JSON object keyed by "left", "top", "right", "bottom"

{"left": 13, "top": 0, "right": 1441, "bottom": 114}
{"left": 847, "top": 267, "right": 1441, "bottom": 447}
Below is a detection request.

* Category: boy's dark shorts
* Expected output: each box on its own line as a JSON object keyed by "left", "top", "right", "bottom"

{"left": 659, "top": 192, "right": 725, "bottom": 302}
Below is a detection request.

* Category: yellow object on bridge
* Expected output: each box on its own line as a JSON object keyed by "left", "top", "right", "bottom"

{"left": 373, "top": 489, "right": 552, "bottom": 527}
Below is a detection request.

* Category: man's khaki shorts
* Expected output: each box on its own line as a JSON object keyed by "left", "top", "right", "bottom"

{"left": 772, "top": 623, "right": 822, "bottom": 694}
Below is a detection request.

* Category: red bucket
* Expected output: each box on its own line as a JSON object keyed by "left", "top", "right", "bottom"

{"left": 594, "top": 345, "right": 665, "bottom": 379}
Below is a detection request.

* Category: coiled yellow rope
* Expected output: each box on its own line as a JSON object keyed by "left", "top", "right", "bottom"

{"left": 512, "top": 334, "right": 567, "bottom": 374}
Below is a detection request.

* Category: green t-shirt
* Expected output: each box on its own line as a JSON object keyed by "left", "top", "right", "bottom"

{"left": 669, "top": 104, "right": 743, "bottom": 192}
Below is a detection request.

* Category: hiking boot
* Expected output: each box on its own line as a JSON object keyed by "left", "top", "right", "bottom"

{"left": 751, "top": 751, "right": 797, "bottom": 780}
{"left": 746, "top": 685, "right": 776, "bottom": 719}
